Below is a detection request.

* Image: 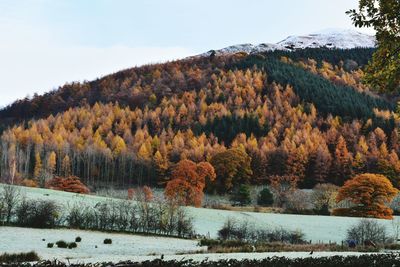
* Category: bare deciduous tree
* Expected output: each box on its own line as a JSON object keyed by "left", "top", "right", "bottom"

{"left": 346, "top": 219, "right": 388, "bottom": 245}
{"left": 1, "top": 185, "right": 20, "bottom": 223}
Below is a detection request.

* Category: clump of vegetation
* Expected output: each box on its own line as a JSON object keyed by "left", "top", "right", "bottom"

{"left": 346, "top": 219, "right": 389, "bottom": 245}
{"left": 65, "top": 195, "right": 194, "bottom": 238}
{"left": 0, "top": 251, "right": 39, "bottom": 263}
{"left": 15, "top": 199, "right": 59, "bottom": 228}
{"left": 75, "top": 236, "right": 82, "bottom": 242}
{"left": 311, "top": 183, "right": 338, "bottom": 215}
{"left": 0, "top": 185, "right": 20, "bottom": 224}
{"left": 103, "top": 238, "right": 112, "bottom": 244}
{"left": 47, "top": 243, "right": 54, "bottom": 248}
{"left": 257, "top": 187, "right": 274, "bottom": 206}
{"left": 210, "top": 149, "right": 253, "bottom": 194}
{"left": 217, "top": 218, "right": 305, "bottom": 244}
{"left": 68, "top": 242, "right": 78, "bottom": 249}
{"left": 56, "top": 240, "right": 68, "bottom": 248}
{"left": 46, "top": 176, "right": 90, "bottom": 194}
{"left": 230, "top": 185, "right": 252, "bottom": 206}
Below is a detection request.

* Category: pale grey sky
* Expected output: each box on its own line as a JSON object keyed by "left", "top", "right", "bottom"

{"left": 0, "top": 0, "right": 372, "bottom": 107}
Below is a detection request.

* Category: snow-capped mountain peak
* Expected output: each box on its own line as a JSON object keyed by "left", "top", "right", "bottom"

{"left": 277, "top": 29, "right": 376, "bottom": 50}
{"left": 199, "top": 29, "right": 376, "bottom": 57}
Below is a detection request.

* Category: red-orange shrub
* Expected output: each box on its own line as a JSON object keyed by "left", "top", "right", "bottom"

{"left": 46, "top": 176, "right": 90, "bottom": 194}
{"left": 142, "top": 186, "right": 153, "bottom": 202}
{"left": 127, "top": 188, "right": 135, "bottom": 200}
{"left": 21, "top": 179, "right": 38, "bottom": 188}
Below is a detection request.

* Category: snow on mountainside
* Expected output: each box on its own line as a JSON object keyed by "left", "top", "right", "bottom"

{"left": 199, "top": 29, "right": 376, "bottom": 57}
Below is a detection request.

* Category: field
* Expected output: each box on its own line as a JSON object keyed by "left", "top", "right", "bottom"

{"left": 6, "top": 184, "right": 399, "bottom": 244}
{"left": 0, "top": 226, "right": 207, "bottom": 263}
{"left": 0, "top": 226, "right": 377, "bottom": 264}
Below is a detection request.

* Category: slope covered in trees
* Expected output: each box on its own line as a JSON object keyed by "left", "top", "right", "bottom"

{"left": 234, "top": 53, "right": 394, "bottom": 120}
{"left": 0, "top": 48, "right": 399, "bottom": 193}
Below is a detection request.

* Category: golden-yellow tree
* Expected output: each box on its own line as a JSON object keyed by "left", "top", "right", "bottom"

{"left": 33, "top": 152, "right": 42, "bottom": 181}
{"left": 333, "top": 173, "right": 398, "bottom": 219}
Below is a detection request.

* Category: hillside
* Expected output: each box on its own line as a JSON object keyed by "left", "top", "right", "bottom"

{"left": 0, "top": 35, "right": 399, "bottom": 192}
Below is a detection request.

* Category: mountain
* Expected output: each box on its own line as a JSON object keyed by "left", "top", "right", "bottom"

{"left": 200, "top": 29, "right": 376, "bottom": 57}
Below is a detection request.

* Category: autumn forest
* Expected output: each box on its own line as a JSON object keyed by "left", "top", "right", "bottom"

{"left": 0, "top": 48, "right": 399, "bottom": 200}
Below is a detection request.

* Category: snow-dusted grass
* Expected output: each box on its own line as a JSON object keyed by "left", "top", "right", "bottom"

{"left": 0, "top": 226, "right": 381, "bottom": 264}
{"left": 0, "top": 227, "right": 205, "bottom": 263}
{"left": 185, "top": 206, "right": 399, "bottom": 243}
{"left": 2, "top": 184, "right": 399, "bottom": 243}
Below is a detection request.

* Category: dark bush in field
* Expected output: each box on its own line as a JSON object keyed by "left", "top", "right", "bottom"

{"left": 230, "top": 185, "right": 252, "bottom": 206}
{"left": 68, "top": 242, "right": 77, "bottom": 249}
{"left": 103, "top": 238, "right": 112, "bottom": 244}
{"left": 15, "top": 199, "right": 59, "bottom": 228}
{"left": 0, "top": 251, "right": 39, "bottom": 263}
{"left": 46, "top": 243, "right": 53, "bottom": 248}
{"left": 56, "top": 240, "right": 68, "bottom": 248}
{"left": 75, "top": 236, "right": 82, "bottom": 242}
{"left": 198, "top": 239, "right": 220, "bottom": 247}
{"left": 257, "top": 187, "right": 274, "bottom": 206}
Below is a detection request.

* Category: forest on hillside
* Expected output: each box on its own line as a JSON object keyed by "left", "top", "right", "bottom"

{"left": 0, "top": 48, "right": 399, "bottom": 195}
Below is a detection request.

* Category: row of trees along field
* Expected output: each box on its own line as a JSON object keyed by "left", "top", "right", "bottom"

{"left": 0, "top": 64, "right": 399, "bottom": 191}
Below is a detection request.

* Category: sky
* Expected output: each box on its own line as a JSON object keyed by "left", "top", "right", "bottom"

{"left": 0, "top": 0, "right": 374, "bottom": 107}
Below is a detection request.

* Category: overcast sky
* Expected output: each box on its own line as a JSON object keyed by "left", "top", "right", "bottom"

{"left": 0, "top": 0, "right": 373, "bottom": 107}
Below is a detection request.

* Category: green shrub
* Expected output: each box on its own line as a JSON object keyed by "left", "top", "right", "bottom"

{"left": 103, "top": 238, "right": 112, "bottom": 244}
{"left": 0, "top": 251, "right": 39, "bottom": 263}
{"left": 56, "top": 240, "right": 68, "bottom": 248}
{"left": 314, "top": 204, "right": 330, "bottom": 215}
{"left": 75, "top": 236, "right": 82, "bottom": 242}
{"left": 47, "top": 243, "right": 54, "bottom": 248}
{"left": 257, "top": 187, "right": 274, "bottom": 206}
{"left": 231, "top": 185, "right": 251, "bottom": 206}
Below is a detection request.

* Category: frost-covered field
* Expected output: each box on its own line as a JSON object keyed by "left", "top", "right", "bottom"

{"left": 2, "top": 184, "right": 399, "bottom": 243}
{"left": 0, "top": 227, "right": 379, "bottom": 264}
{"left": 0, "top": 227, "right": 205, "bottom": 263}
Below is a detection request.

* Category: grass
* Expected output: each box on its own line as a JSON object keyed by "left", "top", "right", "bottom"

{"left": 204, "top": 203, "right": 283, "bottom": 213}
{"left": 199, "top": 239, "right": 384, "bottom": 253}
{"left": 0, "top": 251, "right": 40, "bottom": 263}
